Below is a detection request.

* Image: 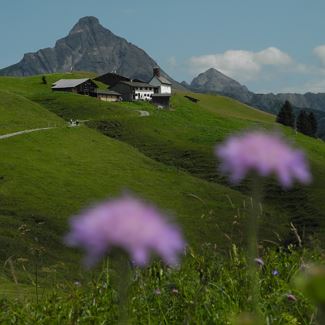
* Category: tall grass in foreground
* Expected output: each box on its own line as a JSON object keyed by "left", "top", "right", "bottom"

{"left": 0, "top": 245, "right": 322, "bottom": 324}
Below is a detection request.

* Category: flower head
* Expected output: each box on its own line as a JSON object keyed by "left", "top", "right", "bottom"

{"left": 216, "top": 131, "right": 311, "bottom": 188}
{"left": 65, "top": 195, "right": 185, "bottom": 267}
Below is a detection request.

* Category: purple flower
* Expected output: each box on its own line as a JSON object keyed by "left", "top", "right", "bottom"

{"left": 65, "top": 195, "right": 185, "bottom": 267}
{"left": 272, "top": 269, "right": 279, "bottom": 276}
{"left": 216, "top": 131, "right": 311, "bottom": 188}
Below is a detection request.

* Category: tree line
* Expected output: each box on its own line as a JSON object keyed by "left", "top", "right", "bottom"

{"left": 276, "top": 100, "right": 318, "bottom": 137}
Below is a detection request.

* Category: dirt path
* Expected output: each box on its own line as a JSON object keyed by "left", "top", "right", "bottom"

{"left": 0, "top": 127, "right": 57, "bottom": 140}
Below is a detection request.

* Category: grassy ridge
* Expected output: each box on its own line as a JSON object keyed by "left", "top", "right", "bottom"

{"left": 0, "top": 90, "right": 63, "bottom": 135}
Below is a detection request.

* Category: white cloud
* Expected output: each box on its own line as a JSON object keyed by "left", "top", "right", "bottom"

{"left": 313, "top": 45, "right": 325, "bottom": 66}
{"left": 188, "top": 47, "right": 293, "bottom": 81}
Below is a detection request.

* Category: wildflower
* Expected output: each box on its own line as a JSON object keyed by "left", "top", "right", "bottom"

{"left": 155, "top": 288, "right": 161, "bottom": 295}
{"left": 65, "top": 195, "right": 185, "bottom": 267}
{"left": 171, "top": 288, "right": 179, "bottom": 294}
{"left": 254, "top": 258, "right": 264, "bottom": 267}
{"left": 285, "top": 293, "right": 297, "bottom": 302}
{"left": 272, "top": 270, "right": 279, "bottom": 276}
{"left": 216, "top": 131, "right": 311, "bottom": 188}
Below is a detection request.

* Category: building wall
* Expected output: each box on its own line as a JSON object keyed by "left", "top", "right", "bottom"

{"left": 110, "top": 84, "right": 133, "bottom": 101}
{"left": 160, "top": 84, "right": 171, "bottom": 94}
{"left": 134, "top": 88, "right": 154, "bottom": 100}
{"left": 152, "top": 96, "right": 170, "bottom": 108}
{"left": 98, "top": 95, "right": 120, "bottom": 102}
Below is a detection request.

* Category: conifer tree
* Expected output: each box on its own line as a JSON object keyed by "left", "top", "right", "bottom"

{"left": 296, "top": 110, "right": 310, "bottom": 135}
{"left": 308, "top": 112, "right": 317, "bottom": 137}
{"left": 276, "top": 100, "right": 294, "bottom": 127}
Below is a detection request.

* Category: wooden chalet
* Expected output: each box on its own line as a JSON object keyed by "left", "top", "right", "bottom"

{"left": 52, "top": 78, "right": 97, "bottom": 95}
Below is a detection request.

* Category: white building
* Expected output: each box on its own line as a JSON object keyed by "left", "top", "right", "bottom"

{"left": 149, "top": 68, "right": 172, "bottom": 94}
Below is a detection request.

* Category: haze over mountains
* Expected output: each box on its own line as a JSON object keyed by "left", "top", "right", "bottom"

{"left": 0, "top": 16, "right": 180, "bottom": 87}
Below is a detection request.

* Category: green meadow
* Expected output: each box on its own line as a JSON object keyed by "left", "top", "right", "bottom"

{"left": 0, "top": 73, "right": 324, "bottom": 323}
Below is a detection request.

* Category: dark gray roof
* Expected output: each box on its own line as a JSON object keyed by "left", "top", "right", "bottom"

{"left": 156, "top": 76, "right": 172, "bottom": 85}
{"left": 52, "top": 78, "right": 92, "bottom": 89}
{"left": 96, "top": 89, "right": 121, "bottom": 96}
{"left": 120, "top": 81, "right": 158, "bottom": 88}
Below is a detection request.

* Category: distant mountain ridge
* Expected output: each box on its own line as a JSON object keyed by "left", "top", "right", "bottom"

{"left": 187, "top": 68, "right": 325, "bottom": 138}
{"left": 0, "top": 16, "right": 183, "bottom": 88}
{"left": 188, "top": 68, "right": 325, "bottom": 113}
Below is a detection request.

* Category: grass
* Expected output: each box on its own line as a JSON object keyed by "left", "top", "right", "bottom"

{"left": 0, "top": 90, "right": 63, "bottom": 135}
{"left": 0, "top": 245, "right": 322, "bottom": 324}
{"left": 1, "top": 125, "right": 271, "bottom": 287}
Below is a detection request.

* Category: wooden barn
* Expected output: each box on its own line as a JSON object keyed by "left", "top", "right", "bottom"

{"left": 52, "top": 79, "right": 97, "bottom": 95}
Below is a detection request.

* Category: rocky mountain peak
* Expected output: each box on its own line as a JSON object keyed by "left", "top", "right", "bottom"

{"left": 190, "top": 68, "right": 253, "bottom": 103}
{"left": 69, "top": 16, "right": 102, "bottom": 35}
{"left": 0, "top": 16, "right": 183, "bottom": 88}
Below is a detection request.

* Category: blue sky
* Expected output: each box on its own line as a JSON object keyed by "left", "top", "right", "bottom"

{"left": 1, "top": 0, "right": 325, "bottom": 93}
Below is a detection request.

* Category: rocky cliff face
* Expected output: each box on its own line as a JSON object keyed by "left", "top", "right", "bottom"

{"left": 0, "top": 16, "right": 180, "bottom": 86}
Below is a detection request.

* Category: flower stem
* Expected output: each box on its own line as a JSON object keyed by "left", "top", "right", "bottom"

{"left": 247, "top": 177, "right": 263, "bottom": 313}
{"left": 111, "top": 251, "right": 131, "bottom": 324}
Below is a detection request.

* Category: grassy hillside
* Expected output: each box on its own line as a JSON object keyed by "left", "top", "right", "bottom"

{"left": 0, "top": 90, "right": 63, "bottom": 135}
{"left": 0, "top": 73, "right": 324, "bottom": 290}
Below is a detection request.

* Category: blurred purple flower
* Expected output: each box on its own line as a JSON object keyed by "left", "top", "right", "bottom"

{"left": 272, "top": 270, "right": 279, "bottom": 276}
{"left": 65, "top": 195, "right": 185, "bottom": 267}
{"left": 216, "top": 131, "right": 311, "bottom": 188}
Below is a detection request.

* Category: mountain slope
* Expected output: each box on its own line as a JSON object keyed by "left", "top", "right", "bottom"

{"left": 0, "top": 17, "right": 181, "bottom": 87}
